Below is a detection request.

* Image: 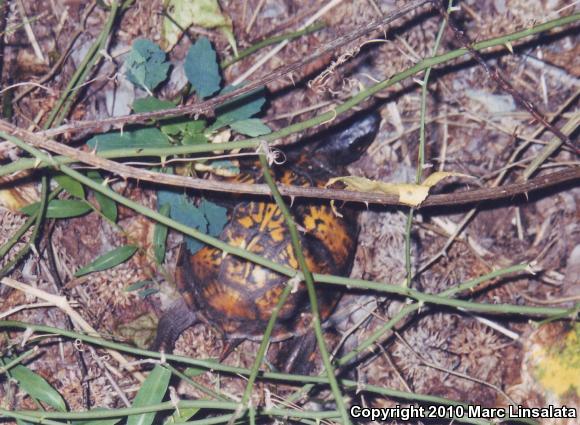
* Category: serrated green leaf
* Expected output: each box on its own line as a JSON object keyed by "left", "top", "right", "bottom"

{"left": 132, "top": 96, "right": 176, "bottom": 113}
{"left": 54, "top": 174, "right": 85, "bottom": 199}
{"left": 125, "top": 39, "right": 170, "bottom": 92}
{"left": 131, "top": 96, "right": 188, "bottom": 136}
{"left": 211, "top": 86, "right": 266, "bottom": 131}
{"left": 172, "top": 119, "right": 209, "bottom": 143}
{"left": 125, "top": 280, "right": 154, "bottom": 292}
{"left": 157, "top": 190, "right": 207, "bottom": 254}
{"left": 157, "top": 190, "right": 228, "bottom": 254}
{"left": 127, "top": 365, "right": 171, "bottom": 425}
{"left": 182, "top": 133, "right": 208, "bottom": 145}
{"left": 185, "top": 37, "right": 221, "bottom": 99}
{"left": 200, "top": 199, "right": 227, "bottom": 237}
{"left": 21, "top": 199, "right": 92, "bottom": 219}
{"left": 87, "top": 171, "right": 118, "bottom": 223}
{"left": 87, "top": 128, "right": 171, "bottom": 152}
{"left": 161, "top": 122, "right": 187, "bottom": 137}
{"left": 154, "top": 203, "right": 170, "bottom": 264}
{"left": 185, "top": 120, "right": 207, "bottom": 134}
{"left": 162, "top": 118, "right": 208, "bottom": 138}
{"left": 74, "top": 245, "right": 138, "bottom": 277}
{"left": 229, "top": 118, "right": 271, "bottom": 137}
{"left": 11, "top": 364, "right": 67, "bottom": 412}
{"left": 162, "top": 0, "right": 236, "bottom": 54}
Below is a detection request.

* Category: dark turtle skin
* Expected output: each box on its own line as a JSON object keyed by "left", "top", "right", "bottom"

{"left": 152, "top": 112, "right": 381, "bottom": 359}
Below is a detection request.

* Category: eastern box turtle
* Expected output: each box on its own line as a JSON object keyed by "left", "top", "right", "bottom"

{"left": 153, "top": 112, "right": 380, "bottom": 366}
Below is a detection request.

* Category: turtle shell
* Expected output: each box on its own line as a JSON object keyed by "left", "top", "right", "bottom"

{"left": 172, "top": 112, "right": 381, "bottom": 342}
{"left": 177, "top": 166, "right": 357, "bottom": 340}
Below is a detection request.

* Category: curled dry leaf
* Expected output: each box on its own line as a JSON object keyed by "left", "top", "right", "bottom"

{"left": 327, "top": 171, "right": 473, "bottom": 207}
{"left": 0, "top": 173, "right": 39, "bottom": 212}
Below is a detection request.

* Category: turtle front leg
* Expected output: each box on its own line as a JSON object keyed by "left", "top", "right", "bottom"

{"left": 151, "top": 298, "right": 197, "bottom": 353}
{"left": 219, "top": 338, "right": 244, "bottom": 362}
{"left": 281, "top": 331, "right": 318, "bottom": 374}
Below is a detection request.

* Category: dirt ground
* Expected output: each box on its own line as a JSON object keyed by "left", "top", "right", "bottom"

{"left": 0, "top": 0, "right": 578, "bottom": 424}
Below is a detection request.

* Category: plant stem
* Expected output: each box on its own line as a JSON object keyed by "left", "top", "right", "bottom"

{"left": 3, "top": 129, "right": 574, "bottom": 318}
{"left": 239, "top": 279, "right": 294, "bottom": 415}
{"left": 0, "top": 176, "right": 50, "bottom": 278}
{"left": 405, "top": 0, "right": 449, "bottom": 287}
{"left": 0, "top": 320, "right": 509, "bottom": 425}
{"left": 221, "top": 22, "right": 325, "bottom": 69}
{"left": 258, "top": 153, "right": 351, "bottom": 425}
{"left": 4, "top": 13, "right": 579, "bottom": 179}
{"left": 44, "top": 0, "right": 120, "bottom": 128}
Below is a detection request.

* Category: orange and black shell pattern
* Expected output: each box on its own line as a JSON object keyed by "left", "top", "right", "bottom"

{"left": 157, "top": 112, "right": 381, "bottom": 347}
{"left": 178, "top": 165, "right": 357, "bottom": 339}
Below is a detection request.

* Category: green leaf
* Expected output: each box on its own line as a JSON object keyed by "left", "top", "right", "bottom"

{"left": 178, "top": 120, "right": 208, "bottom": 144}
{"left": 185, "top": 120, "right": 207, "bottom": 134}
{"left": 87, "top": 128, "right": 171, "bottom": 152}
{"left": 94, "top": 191, "right": 117, "bottom": 223}
{"left": 165, "top": 119, "right": 208, "bottom": 141}
{"left": 183, "top": 366, "right": 206, "bottom": 378}
{"left": 87, "top": 171, "right": 117, "bottom": 223}
{"left": 211, "top": 86, "right": 266, "bottom": 130}
{"left": 131, "top": 96, "right": 204, "bottom": 138}
{"left": 72, "top": 413, "right": 121, "bottom": 425}
{"left": 126, "top": 365, "right": 171, "bottom": 425}
{"left": 125, "top": 39, "right": 170, "bottom": 92}
{"left": 162, "top": 0, "right": 236, "bottom": 54}
{"left": 183, "top": 359, "right": 220, "bottom": 377}
{"left": 54, "top": 174, "right": 85, "bottom": 199}
{"left": 200, "top": 199, "right": 227, "bottom": 237}
{"left": 125, "top": 280, "right": 154, "bottom": 292}
{"left": 154, "top": 203, "right": 170, "bottom": 264}
{"left": 166, "top": 407, "right": 199, "bottom": 424}
{"left": 185, "top": 37, "right": 221, "bottom": 99}
{"left": 229, "top": 118, "right": 271, "bottom": 136}
{"left": 117, "top": 314, "right": 158, "bottom": 349}
{"left": 209, "top": 160, "right": 239, "bottom": 175}
{"left": 182, "top": 133, "right": 208, "bottom": 145}
{"left": 74, "top": 245, "right": 138, "bottom": 277}
{"left": 138, "top": 288, "right": 159, "bottom": 298}
{"left": 132, "top": 96, "right": 176, "bottom": 113}
{"left": 11, "top": 364, "right": 67, "bottom": 412}
{"left": 21, "top": 199, "right": 92, "bottom": 219}
{"left": 157, "top": 190, "right": 207, "bottom": 254}
{"left": 157, "top": 190, "right": 228, "bottom": 254}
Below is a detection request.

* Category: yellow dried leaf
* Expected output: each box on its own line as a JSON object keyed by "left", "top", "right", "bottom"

{"left": 162, "top": 0, "right": 237, "bottom": 53}
{"left": 421, "top": 171, "right": 472, "bottom": 187}
{"left": 0, "top": 174, "right": 39, "bottom": 212}
{"left": 530, "top": 323, "right": 580, "bottom": 398}
{"left": 327, "top": 171, "right": 471, "bottom": 207}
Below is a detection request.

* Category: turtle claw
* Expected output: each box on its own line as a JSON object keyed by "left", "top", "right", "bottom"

{"left": 219, "top": 338, "right": 244, "bottom": 362}
{"left": 151, "top": 298, "right": 197, "bottom": 354}
{"left": 281, "top": 332, "right": 318, "bottom": 375}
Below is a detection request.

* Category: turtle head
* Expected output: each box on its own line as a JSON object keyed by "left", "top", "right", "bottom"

{"left": 311, "top": 111, "right": 381, "bottom": 167}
